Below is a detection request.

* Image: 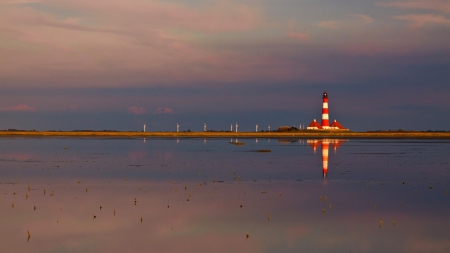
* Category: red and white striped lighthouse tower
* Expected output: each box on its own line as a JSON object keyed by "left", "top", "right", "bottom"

{"left": 321, "top": 92, "right": 329, "bottom": 128}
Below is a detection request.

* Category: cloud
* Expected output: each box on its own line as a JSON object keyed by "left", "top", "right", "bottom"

{"left": 317, "top": 14, "right": 374, "bottom": 30}
{"left": 316, "top": 20, "right": 342, "bottom": 30}
{"left": 2, "top": 104, "right": 37, "bottom": 112}
{"left": 395, "top": 14, "right": 450, "bottom": 28}
{"left": 340, "top": 43, "right": 386, "bottom": 56}
{"left": 348, "top": 14, "right": 374, "bottom": 24}
{"left": 0, "top": 0, "right": 42, "bottom": 4}
{"left": 287, "top": 31, "right": 311, "bottom": 41}
{"left": 0, "top": 0, "right": 264, "bottom": 88}
{"left": 286, "top": 19, "right": 311, "bottom": 41}
{"left": 128, "top": 106, "right": 146, "bottom": 114}
{"left": 153, "top": 107, "right": 174, "bottom": 114}
{"left": 377, "top": 0, "right": 450, "bottom": 14}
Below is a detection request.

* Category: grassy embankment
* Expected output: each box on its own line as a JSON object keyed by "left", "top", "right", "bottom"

{"left": 0, "top": 131, "right": 449, "bottom": 139}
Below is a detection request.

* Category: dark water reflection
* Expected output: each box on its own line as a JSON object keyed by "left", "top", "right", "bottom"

{"left": 1, "top": 138, "right": 449, "bottom": 253}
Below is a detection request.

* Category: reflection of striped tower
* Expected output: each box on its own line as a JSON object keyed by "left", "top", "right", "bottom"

{"left": 322, "top": 141, "right": 329, "bottom": 178}
{"left": 322, "top": 92, "right": 329, "bottom": 128}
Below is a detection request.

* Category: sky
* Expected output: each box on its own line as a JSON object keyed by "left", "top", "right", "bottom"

{"left": 1, "top": 0, "right": 449, "bottom": 131}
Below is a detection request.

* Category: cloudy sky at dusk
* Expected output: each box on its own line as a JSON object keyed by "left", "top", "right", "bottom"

{"left": 1, "top": 0, "right": 449, "bottom": 131}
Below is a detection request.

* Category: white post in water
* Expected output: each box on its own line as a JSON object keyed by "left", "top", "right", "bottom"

{"left": 236, "top": 123, "right": 238, "bottom": 133}
{"left": 256, "top": 124, "right": 258, "bottom": 132}
{"left": 177, "top": 123, "right": 179, "bottom": 132}
{"left": 143, "top": 124, "right": 146, "bottom": 132}
{"left": 231, "top": 124, "right": 233, "bottom": 132}
{"left": 204, "top": 123, "right": 206, "bottom": 132}
{"left": 268, "top": 125, "right": 270, "bottom": 131}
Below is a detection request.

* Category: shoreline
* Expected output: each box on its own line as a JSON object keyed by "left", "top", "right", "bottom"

{"left": 0, "top": 131, "right": 449, "bottom": 139}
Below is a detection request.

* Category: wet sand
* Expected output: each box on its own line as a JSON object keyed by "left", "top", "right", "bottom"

{"left": 0, "top": 131, "right": 449, "bottom": 138}
{"left": 1, "top": 138, "right": 449, "bottom": 253}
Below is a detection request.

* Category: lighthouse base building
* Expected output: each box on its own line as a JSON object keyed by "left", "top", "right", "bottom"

{"left": 307, "top": 119, "right": 348, "bottom": 130}
{"left": 306, "top": 92, "right": 349, "bottom": 131}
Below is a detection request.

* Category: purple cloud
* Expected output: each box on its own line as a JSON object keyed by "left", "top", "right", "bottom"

{"left": 2, "top": 104, "right": 37, "bottom": 112}
{"left": 128, "top": 106, "right": 146, "bottom": 114}
{"left": 154, "top": 107, "right": 174, "bottom": 114}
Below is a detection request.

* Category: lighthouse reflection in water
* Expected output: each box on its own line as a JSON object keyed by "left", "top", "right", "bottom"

{"left": 307, "top": 139, "right": 348, "bottom": 178}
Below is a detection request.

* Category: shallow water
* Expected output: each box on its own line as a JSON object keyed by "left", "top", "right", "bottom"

{"left": 1, "top": 137, "right": 449, "bottom": 253}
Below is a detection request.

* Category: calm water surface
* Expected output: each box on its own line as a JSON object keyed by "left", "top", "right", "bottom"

{"left": 1, "top": 138, "right": 449, "bottom": 253}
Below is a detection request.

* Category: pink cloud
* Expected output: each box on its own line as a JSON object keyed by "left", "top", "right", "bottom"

{"left": 128, "top": 106, "right": 146, "bottom": 114}
{"left": 348, "top": 14, "right": 374, "bottom": 24}
{"left": 378, "top": 0, "right": 450, "bottom": 14}
{"left": 2, "top": 104, "right": 37, "bottom": 112}
{"left": 1, "top": 0, "right": 41, "bottom": 4}
{"left": 287, "top": 32, "right": 311, "bottom": 41}
{"left": 316, "top": 20, "right": 342, "bottom": 29}
{"left": 395, "top": 14, "right": 450, "bottom": 28}
{"left": 0, "top": 1, "right": 265, "bottom": 88}
{"left": 154, "top": 107, "right": 174, "bottom": 114}
{"left": 340, "top": 43, "right": 388, "bottom": 56}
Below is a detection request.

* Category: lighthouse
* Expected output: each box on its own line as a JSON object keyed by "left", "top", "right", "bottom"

{"left": 322, "top": 92, "right": 329, "bottom": 128}
{"left": 306, "top": 92, "right": 349, "bottom": 131}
